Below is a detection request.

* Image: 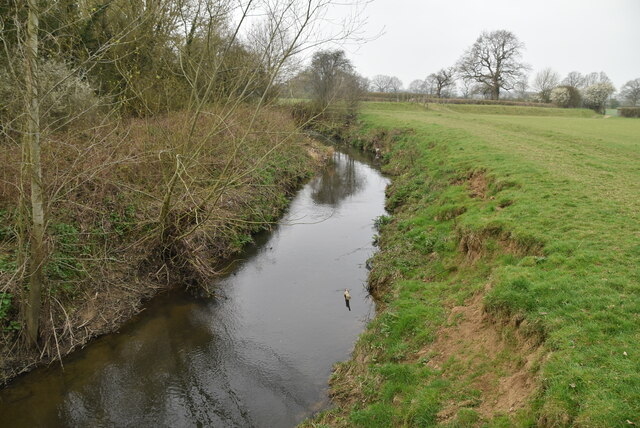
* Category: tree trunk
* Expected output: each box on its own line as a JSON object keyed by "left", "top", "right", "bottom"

{"left": 25, "top": 0, "right": 45, "bottom": 348}
{"left": 491, "top": 82, "right": 500, "bottom": 100}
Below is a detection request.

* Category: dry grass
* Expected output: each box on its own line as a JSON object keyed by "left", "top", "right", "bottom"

{"left": 0, "top": 105, "right": 326, "bottom": 384}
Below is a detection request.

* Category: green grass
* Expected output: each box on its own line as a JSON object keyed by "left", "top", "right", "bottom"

{"left": 429, "top": 103, "right": 597, "bottom": 117}
{"left": 305, "top": 102, "right": 640, "bottom": 427}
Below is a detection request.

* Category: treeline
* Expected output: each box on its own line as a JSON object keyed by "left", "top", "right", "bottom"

{"left": 357, "top": 29, "right": 639, "bottom": 114}
{"left": 0, "top": 0, "right": 297, "bottom": 127}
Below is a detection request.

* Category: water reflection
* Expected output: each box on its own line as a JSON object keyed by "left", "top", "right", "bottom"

{"left": 0, "top": 147, "right": 389, "bottom": 428}
{"left": 310, "top": 152, "right": 366, "bottom": 206}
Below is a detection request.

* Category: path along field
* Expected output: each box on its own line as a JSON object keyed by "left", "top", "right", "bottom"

{"left": 306, "top": 103, "right": 640, "bottom": 427}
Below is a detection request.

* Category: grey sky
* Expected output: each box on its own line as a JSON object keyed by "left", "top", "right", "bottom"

{"left": 340, "top": 0, "right": 640, "bottom": 91}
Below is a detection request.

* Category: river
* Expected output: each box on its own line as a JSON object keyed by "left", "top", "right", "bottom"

{"left": 0, "top": 146, "right": 389, "bottom": 427}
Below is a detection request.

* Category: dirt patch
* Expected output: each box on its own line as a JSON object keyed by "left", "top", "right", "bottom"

{"left": 451, "top": 170, "right": 489, "bottom": 199}
{"left": 458, "top": 230, "right": 543, "bottom": 264}
{"left": 417, "top": 292, "right": 543, "bottom": 423}
{"left": 468, "top": 171, "right": 488, "bottom": 199}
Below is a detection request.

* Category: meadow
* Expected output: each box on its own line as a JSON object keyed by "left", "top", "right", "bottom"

{"left": 306, "top": 103, "right": 640, "bottom": 426}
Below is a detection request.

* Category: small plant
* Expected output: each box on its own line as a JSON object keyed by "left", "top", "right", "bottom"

{"left": 374, "top": 214, "right": 391, "bottom": 230}
{"left": 0, "top": 292, "right": 13, "bottom": 322}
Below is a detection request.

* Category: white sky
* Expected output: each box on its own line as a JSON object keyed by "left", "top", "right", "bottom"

{"left": 336, "top": 0, "right": 640, "bottom": 90}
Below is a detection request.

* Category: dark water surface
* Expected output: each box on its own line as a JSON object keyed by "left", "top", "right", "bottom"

{"left": 0, "top": 147, "right": 388, "bottom": 427}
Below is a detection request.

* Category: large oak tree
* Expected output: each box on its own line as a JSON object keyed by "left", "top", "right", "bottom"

{"left": 457, "top": 30, "right": 528, "bottom": 100}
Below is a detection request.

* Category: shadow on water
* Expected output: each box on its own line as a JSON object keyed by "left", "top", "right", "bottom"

{"left": 0, "top": 145, "right": 389, "bottom": 428}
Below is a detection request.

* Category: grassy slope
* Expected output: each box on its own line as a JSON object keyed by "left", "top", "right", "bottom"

{"left": 306, "top": 103, "right": 640, "bottom": 427}
{"left": 431, "top": 103, "right": 597, "bottom": 117}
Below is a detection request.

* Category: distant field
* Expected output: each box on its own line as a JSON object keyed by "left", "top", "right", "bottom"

{"left": 428, "top": 103, "right": 598, "bottom": 117}
{"left": 310, "top": 102, "right": 640, "bottom": 426}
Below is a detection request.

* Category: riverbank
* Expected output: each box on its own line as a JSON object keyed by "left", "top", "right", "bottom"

{"left": 304, "top": 103, "right": 640, "bottom": 426}
{"left": 0, "top": 106, "right": 330, "bottom": 384}
{"left": 0, "top": 145, "right": 386, "bottom": 427}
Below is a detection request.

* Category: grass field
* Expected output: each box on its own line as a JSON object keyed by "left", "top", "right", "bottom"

{"left": 305, "top": 103, "right": 640, "bottom": 426}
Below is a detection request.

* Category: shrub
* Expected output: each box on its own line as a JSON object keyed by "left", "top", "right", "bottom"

{"left": 37, "top": 60, "right": 103, "bottom": 131}
{"left": 618, "top": 107, "right": 640, "bottom": 118}
{"left": 550, "top": 85, "right": 582, "bottom": 108}
{"left": 583, "top": 82, "right": 615, "bottom": 114}
{"left": 0, "top": 59, "right": 102, "bottom": 137}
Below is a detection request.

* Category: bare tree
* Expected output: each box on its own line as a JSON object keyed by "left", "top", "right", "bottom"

{"left": 583, "top": 71, "right": 611, "bottom": 88}
{"left": 370, "top": 74, "right": 402, "bottom": 93}
{"left": 513, "top": 74, "right": 529, "bottom": 100}
{"left": 408, "top": 79, "right": 426, "bottom": 94}
{"left": 533, "top": 68, "right": 560, "bottom": 103}
{"left": 458, "top": 77, "right": 474, "bottom": 99}
{"left": 457, "top": 30, "right": 528, "bottom": 100}
{"left": 426, "top": 67, "right": 456, "bottom": 98}
{"left": 619, "top": 78, "right": 640, "bottom": 106}
{"left": 370, "top": 75, "right": 390, "bottom": 92}
{"left": 562, "top": 71, "right": 585, "bottom": 89}
{"left": 388, "top": 76, "right": 402, "bottom": 93}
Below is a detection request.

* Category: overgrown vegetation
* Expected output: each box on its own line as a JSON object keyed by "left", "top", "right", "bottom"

{"left": 304, "top": 102, "right": 640, "bottom": 426}
{"left": 0, "top": 105, "right": 327, "bottom": 382}
{"left": 0, "top": 0, "right": 364, "bottom": 381}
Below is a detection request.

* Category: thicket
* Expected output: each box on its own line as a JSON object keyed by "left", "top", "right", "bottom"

{"left": 618, "top": 107, "right": 640, "bottom": 118}
{"left": 550, "top": 85, "right": 582, "bottom": 108}
{"left": 0, "top": 0, "right": 364, "bottom": 380}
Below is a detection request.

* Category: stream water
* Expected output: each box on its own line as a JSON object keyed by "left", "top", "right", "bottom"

{"left": 0, "top": 146, "right": 389, "bottom": 427}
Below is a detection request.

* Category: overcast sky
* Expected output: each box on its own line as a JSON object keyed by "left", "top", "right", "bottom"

{"left": 338, "top": 0, "right": 640, "bottom": 91}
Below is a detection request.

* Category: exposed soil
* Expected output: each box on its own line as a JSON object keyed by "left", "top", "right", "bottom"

{"left": 418, "top": 291, "right": 544, "bottom": 423}
{"left": 467, "top": 171, "right": 488, "bottom": 199}
{"left": 451, "top": 170, "right": 489, "bottom": 200}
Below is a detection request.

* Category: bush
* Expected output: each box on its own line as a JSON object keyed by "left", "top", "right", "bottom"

{"left": 618, "top": 107, "right": 640, "bottom": 118}
{"left": 550, "top": 85, "right": 582, "bottom": 108}
{"left": 0, "top": 59, "right": 102, "bottom": 138}
{"left": 583, "top": 82, "right": 615, "bottom": 114}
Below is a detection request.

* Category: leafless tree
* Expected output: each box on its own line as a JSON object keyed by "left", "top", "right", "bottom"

{"left": 583, "top": 71, "right": 611, "bottom": 88}
{"left": 457, "top": 30, "right": 528, "bottom": 100}
{"left": 458, "top": 77, "right": 475, "bottom": 99}
{"left": 388, "top": 76, "right": 402, "bottom": 93}
{"left": 619, "top": 78, "right": 640, "bottom": 106}
{"left": 426, "top": 67, "right": 456, "bottom": 98}
{"left": 408, "top": 79, "right": 426, "bottom": 94}
{"left": 562, "top": 71, "right": 585, "bottom": 89}
{"left": 513, "top": 75, "right": 530, "bottom": 100}
{"left": 370, "top": 75, "right": 389, "bottom": 92}
{"left": 370, "top": 74, "right": 402, "bottom": 93}
{"left": 533, "top": 68, "right": 560, "bottom": 103}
